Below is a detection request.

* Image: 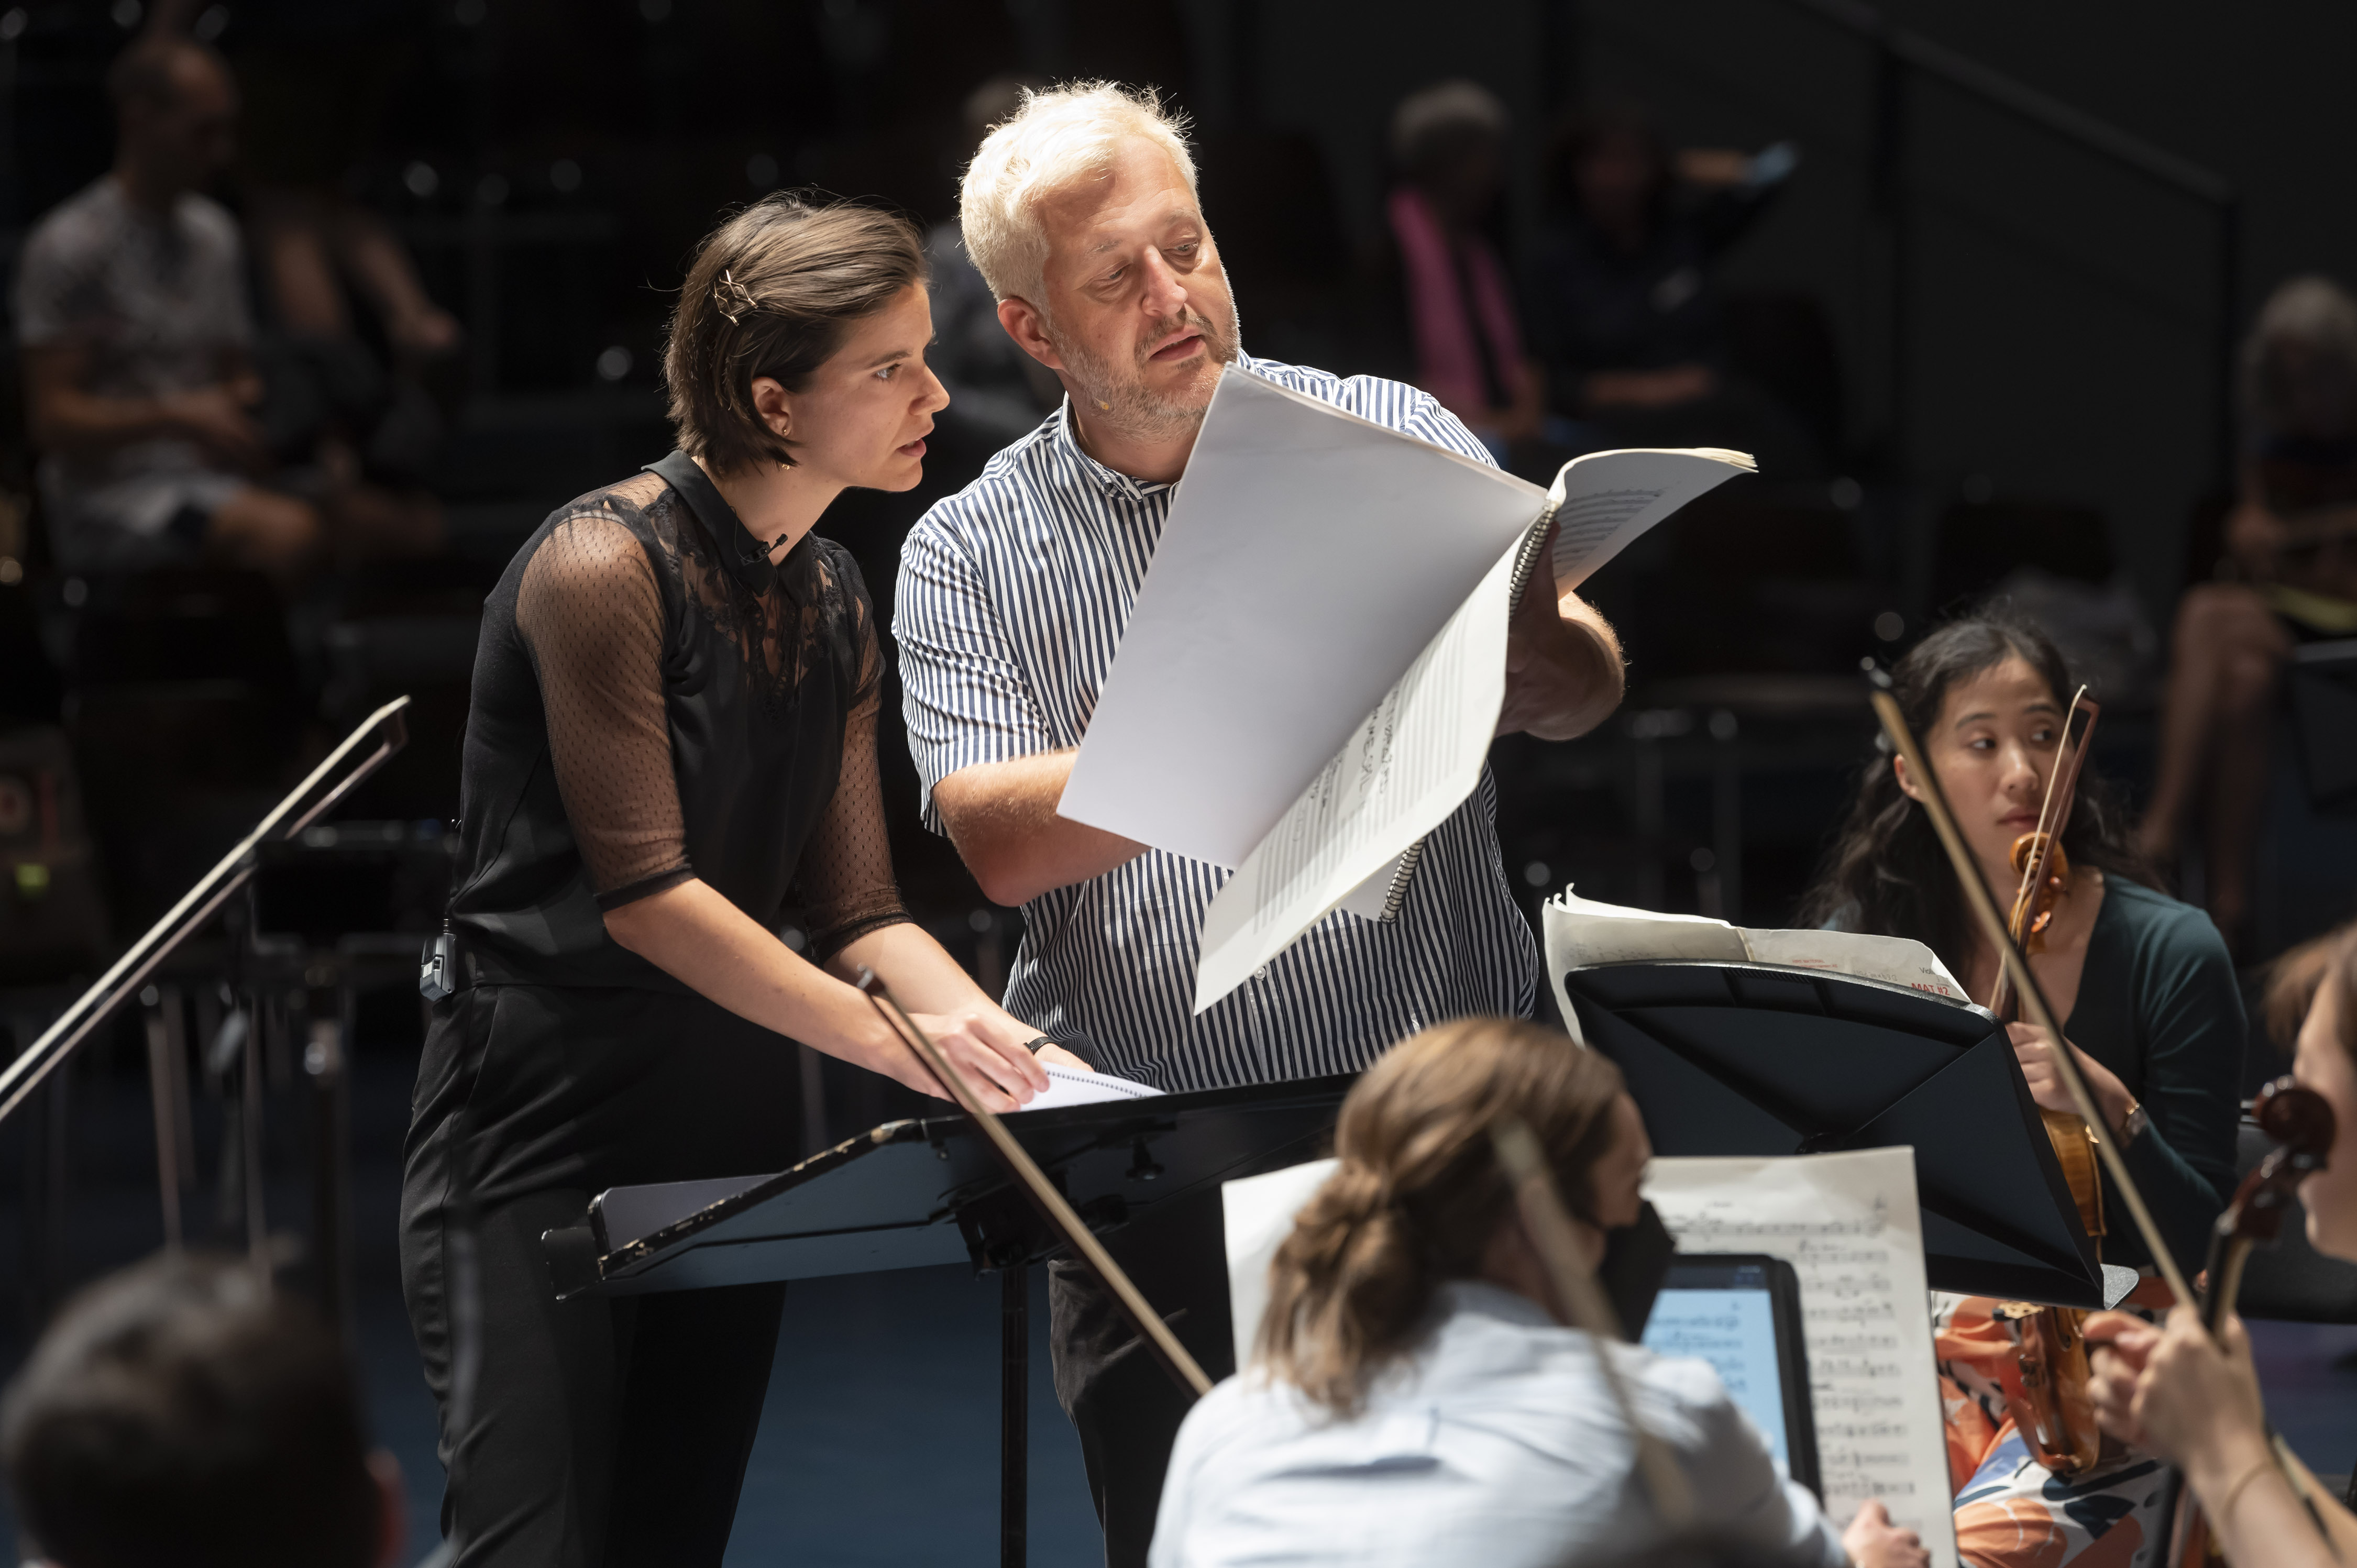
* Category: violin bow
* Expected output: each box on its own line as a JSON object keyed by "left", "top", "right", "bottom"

{"left": 1987, "top": 686, "right": 2098, "bottom": 1018}
{"left": 1867, "top": 673, "right": 2196, "bottom": 1308}
{"left": 855, "top": 972, "right": 1215, "bottom": 1399}
{"left": 1493, "top": 1119, "right": 1698, "bottom": 1531}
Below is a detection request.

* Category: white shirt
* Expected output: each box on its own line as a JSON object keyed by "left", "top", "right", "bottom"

{"left": 1150, "top": 1282, "right": 1846, "bottom": 1568}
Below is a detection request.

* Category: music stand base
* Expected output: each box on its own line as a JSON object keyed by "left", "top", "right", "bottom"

{"left": 1001, "top": 1261, "right": 1027, "bottom": 1568}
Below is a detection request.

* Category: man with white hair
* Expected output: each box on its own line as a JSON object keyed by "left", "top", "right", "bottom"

{"left": 895, "top": 82, "right": 1626, "bottom": 1563}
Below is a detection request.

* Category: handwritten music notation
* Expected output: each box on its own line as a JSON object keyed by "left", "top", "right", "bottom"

{"left": 1646, "top": 1150, "right": 1958, "bottom": 1568}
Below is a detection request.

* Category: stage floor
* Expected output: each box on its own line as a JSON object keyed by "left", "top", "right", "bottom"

{"left": 357, "top": 1261, "right": 1103, "bottom": 1566}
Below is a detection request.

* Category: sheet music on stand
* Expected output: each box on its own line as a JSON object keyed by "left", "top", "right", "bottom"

{"left": 1646, "top": 1148, "right": 1958, "bottom": 1568}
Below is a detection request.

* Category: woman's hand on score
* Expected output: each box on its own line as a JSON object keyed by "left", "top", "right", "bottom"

{"left": 1842, "top": 1499, "right": 1930, "bottom": 1568}
{"left": 1034, "top": 1042, "right": 1094, "bottom": 1073}
{"left": 2006, "top": 1021, "right": 2133, "bottom": 1131}
{"left": 886, "top": 1004, "right": 1052, "bottom": 1113}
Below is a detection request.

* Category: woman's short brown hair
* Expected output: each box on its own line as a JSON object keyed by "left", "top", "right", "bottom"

{"left": 2267, "top": 919, "right": 2357, "bottom": 1059}
{"left": 1255, "top": 1018, "right": 1627, "bottom": 1416}
{"left": 663, "top": 192, "right": 926, "bottom": 476}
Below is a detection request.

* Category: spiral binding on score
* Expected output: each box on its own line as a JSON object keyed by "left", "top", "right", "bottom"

{"left": 1506, "top": 503, "right": 1559, "bottom": 613}
{"left": 1377, "top": 835, "right": 1427, "bottom": 923}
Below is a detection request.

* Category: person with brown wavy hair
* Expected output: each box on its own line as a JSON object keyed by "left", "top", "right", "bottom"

{"left": 1148, "top": 1018, "right": 1926, "bottom": 1568}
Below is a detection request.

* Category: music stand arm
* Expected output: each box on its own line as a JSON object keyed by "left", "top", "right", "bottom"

{"left": 0, "top": 697, "right": 413, "bottom": 1126}
{"left": 858, "top": 974, "right": 1215, "bottom": 1399}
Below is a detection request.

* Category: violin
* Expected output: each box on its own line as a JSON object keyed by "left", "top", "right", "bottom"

{"left": 2166, "top": 1076, "right": 2337, "bottom": 1567}
{"left": 1986, "top": 689, "right": 2110, "bottom": 1477}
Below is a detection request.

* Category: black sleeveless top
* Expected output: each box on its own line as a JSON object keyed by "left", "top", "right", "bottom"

{"left": 447, "top": 450, "right": 908, "bottom": 991}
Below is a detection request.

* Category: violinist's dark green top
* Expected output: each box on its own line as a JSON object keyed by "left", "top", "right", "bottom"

{"left": 2058, "top": 876, "right": 2243, "bottom": 1277}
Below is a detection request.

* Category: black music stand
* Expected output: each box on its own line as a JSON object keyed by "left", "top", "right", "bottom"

{"left": 540, "top": 1074, "right": 1354, "bottom": 1566}
{"left": 1562, "top": 960, "right": 2109, "bottom": 1308}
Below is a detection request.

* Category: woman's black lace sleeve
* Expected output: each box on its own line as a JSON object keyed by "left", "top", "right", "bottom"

{"left": 798, "top": 570, "right": 913, "bottom": 964}
{"left": 514, "top": 510, "right": 695, "bottom": 910}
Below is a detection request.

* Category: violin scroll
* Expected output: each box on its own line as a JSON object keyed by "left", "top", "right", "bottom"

{"left": 2250, "top": 1076, "right": 2334, "bottom": 1174}
{"left": 2216, "top": 1077, "right": 2336, "bottom": 1256}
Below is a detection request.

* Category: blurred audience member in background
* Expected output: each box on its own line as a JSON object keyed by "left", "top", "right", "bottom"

{"left": 1527, "top": 102, "right": 1815, "bottom": 475}
{"left": 2141, "top": 275, "right": 2357, "bottom": 949}
{"left": 14, "top": 36, "right": 443, "bottom": 586}
{"left": 15, "top": 39, "right": 307, "bottom": 580}
{"left": 927, "top": 75, "right": 1063, "bottom": 459}
{"left": 144, "top": 0, "right": 466, "bottom": 509}
{"left": 1, "top": 1253, "right": 403, "bottom": 1568}
{"left": 1379, "top": 81, "right": 1572, "bottom": 480}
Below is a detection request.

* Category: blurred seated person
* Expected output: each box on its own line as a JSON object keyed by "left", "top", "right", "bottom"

{"left": 13, "top": 37, "right": 440, "bottom": 586}
{"left": 1378, "top": 81, "right": 1580, "bottom": 481}
{"left": 1148, "top": 1017, "right": 1928, "bottom": 1568}
{"left": 1527, "top": 103, "right": 1816, "bottom": 476}
{"left": 2084, "top": 921, "right": 2357, "bottom": 1568}
{"left": 927, "top": 75, "right": 1063, "bottom": 456}
{"left": 148, "top": 0, "right": 465, "bottom": 412}
{"left": 0, "top": 1252, "right": 404, "bottom": 1568}
{"left": 239, "top": 152, "right": 465, "bottom": 513}
{"left": 2141, "top": 275, "right": 2357, "bottom": 949}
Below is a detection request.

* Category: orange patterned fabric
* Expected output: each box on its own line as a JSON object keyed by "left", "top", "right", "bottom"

{"left": 1935, "top": 1296, "right": 2173, "bottom": 1568}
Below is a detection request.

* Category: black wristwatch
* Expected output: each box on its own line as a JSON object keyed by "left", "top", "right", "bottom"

{"left": 2117, "top": 1098, "right": 2149, "bottom": 1147}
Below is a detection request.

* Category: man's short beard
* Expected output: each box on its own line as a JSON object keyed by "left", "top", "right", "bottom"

{"left": 1050, "top": 297, "right": 1243, "bottom": 441}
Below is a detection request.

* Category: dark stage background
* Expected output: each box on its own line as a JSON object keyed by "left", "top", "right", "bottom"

{"left": 4, "top": 1, "right": 2357, "bottom": 1561}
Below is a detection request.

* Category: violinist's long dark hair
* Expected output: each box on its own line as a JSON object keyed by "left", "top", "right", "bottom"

{"left": 1797, "top": 615, "right": 2154, "bottom": 978}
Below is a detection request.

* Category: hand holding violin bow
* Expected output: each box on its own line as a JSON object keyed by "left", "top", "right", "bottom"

{"left": 2085, "top": 1076, "right": 2350, "bottom": 1567}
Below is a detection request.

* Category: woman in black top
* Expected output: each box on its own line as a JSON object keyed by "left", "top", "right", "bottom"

{"left": 1800, "top": 615, "right": 2242, "bottom": 1566}
{"left": 400, "top": 194, "right": 1080, "bottom": 1567}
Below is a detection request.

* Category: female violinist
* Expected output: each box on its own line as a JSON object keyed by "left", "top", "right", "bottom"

{"left": 2088, "top": 921, "right": 2357, "bottom": 1568}
{"left": 1799, "top": 615, "right": 2245, "bottom": 1567}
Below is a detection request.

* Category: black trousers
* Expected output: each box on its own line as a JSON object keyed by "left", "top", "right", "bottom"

{"left": 400, "top": 984, "right": 805, "bottom": 1566}
{"left": 402, "top": 1187, "right": 783, "bottom": 1565}
{"left": 1048, "top": 1177, "right": 1248, "bottom": 1568}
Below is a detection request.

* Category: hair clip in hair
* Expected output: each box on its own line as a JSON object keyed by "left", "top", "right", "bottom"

{"left": 714, "top": 268, "right": 761, "bottom": 325}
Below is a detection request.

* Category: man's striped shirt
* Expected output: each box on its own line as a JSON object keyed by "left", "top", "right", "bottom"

{"left": 893, "top": 356, "right": 1537, "bottom": 1091}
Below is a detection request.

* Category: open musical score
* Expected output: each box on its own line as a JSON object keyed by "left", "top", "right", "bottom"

{"left": 1647, "top": 1150, "right": 1959, "bottom": 1568}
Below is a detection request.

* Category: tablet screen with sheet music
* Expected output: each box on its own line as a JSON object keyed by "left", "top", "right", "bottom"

{"left": 1640, "top": 1253, "right": 1821, "bottom": 1496}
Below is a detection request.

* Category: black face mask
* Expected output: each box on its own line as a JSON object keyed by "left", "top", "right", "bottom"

{"left": 1596, "top": 1200, "right": 1676, "bottom": 1339}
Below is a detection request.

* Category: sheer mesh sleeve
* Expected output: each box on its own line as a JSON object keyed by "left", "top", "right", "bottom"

{"left": 799, "top": 586, "right": 913, "bottom": 964}
{"left": 515, "top": 512, "right": 694, "bottom": 910}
